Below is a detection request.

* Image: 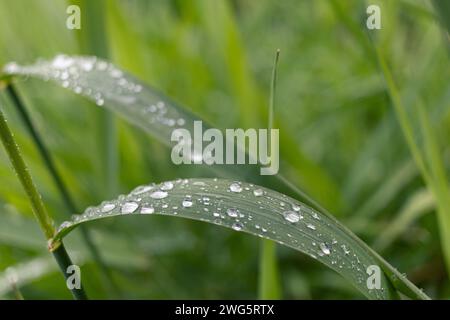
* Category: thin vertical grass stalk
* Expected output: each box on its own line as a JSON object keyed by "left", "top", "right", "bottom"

{"left": 258, "top": 50, "right": 281, "bottom": 299}
{"left": 5, "top": 83, "right": 120, "bottom": 296}
{"left": 76, "top": 0, "right": 119, "bottom": 198}
{"left": 0, "top": 104, "right": 88, "bottom": 300}
{"left": 52, "top": 243, "right": 88, "bottom": 300}
{"left": 375, "top": 47, "right": 450, "bottom": 278}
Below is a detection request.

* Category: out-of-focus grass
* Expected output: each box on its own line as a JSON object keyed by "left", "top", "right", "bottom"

{"left": 0, "top": 0, "right": 448, "bottom": 299}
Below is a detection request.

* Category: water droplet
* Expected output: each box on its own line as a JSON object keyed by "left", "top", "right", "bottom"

{"left": 160, "top": 181, "right": 174, "bottom": 191}
{"left": 283, "top": 211, "right": 301, "bottom": 223}
{"left": 202, "top": 196, "right": 210, "bottom": 205}
{"left": 96, "top": 98, "right": 104, "bottom": 106}
{"left": 227, "top": 208, "right": 239, "bottom": 218}
{"left": 306, "top": 223, "right": 316, "bottom": 230}
{"left": 182, "top": 198, "right": 193, "bottom": 208}
{"left": 292, "top": 204, "right": 301, "bottom": 212}
{"left": 150, "top": 190, "right": 168, "bottom": 199}
{"left": 4, "top": 62, "right": 19, "bottom": 73}
{"left": 133, "top": 185, "right": 153, "bottom": 195}
{"left": 253, "top": 189, "right": 263, "bottom": 197}
{"left": 101, "top": 203, "right": 115, "bottom": 213}
{"left": 319, "top": 242, "right": 331, "bottom": 255}
{"left": 232, "top": 222, "right": 244, "bottom": 231}
{"left": 229, "top": 182, "right": 242, "bottom": 193}
{"left": 140, "top": 206, "right": 155, "bottom": 214}
{"left": 59, "top": 221, "right": 72, "bottom": 230}
{"left": 121, "top": 202, "right": 139, "bottom": 214}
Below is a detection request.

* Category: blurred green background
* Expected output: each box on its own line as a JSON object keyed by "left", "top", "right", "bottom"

{"left": 0, "top": 0, "right": 449, "bottom": 299}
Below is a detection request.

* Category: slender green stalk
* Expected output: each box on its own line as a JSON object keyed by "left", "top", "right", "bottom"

{"left": 258, "top": 50, "right": 281, "bottom": 300}
{"left": 375, "top": 48, "right": 450, "bottom": 277}
{"left": 0, "top": 106, "right": 55, "bottom": 240}
{"left": 258, "top": 239, "right": 281, "bottom": 299}
{"left": 5, "top": 84, "right": 120, "bottom": 296}
{"left": 52, "top": 244, "right": 88, "bottom": 300}
{"left": 0, "top": 104, "right": 87, "bottom": 299}
{"left": 76, "top": 0, "right": 119, "bottom": 198}
{"left": 268, "top": 49, "right": 280, "bottom": 135}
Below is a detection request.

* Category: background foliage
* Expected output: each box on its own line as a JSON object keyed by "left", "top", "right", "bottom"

{"left": 0, "top": 0, "right": 448, "bottom": 299}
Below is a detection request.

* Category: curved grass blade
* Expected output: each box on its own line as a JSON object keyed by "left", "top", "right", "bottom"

{"left": 52, "top": 178, "right": 428, "bottom": 300}
{"left": 1, "top": 55, "right": 328, "bottom": 213}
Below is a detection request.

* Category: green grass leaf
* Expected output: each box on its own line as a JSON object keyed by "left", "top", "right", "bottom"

{"left": 1, "top": 55, "right": 329, "bottom": 213}
{"left": 52, "top": 178, "right": 427, "bottom": 300}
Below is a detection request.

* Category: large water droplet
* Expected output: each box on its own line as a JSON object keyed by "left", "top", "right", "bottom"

{"left": 133, "top": 185, "right": 153, "bottom": 195}
{"left": 150, "top": 190, "right": 168, "bottom": 199}
{"left": 227, "top": 208, "right": 239, "bottom": 217}
{"left": 283, "top": 211, "right": 301, "bottom": 223}
{"left": 229, "top": 182, "right": 242, "bottom": 193}
{"left": 101, "top": 203, "right": 116, "bottom": 213}
{"left": 140, "top": 206, "right": 155, "bottom": 214}
{"left": 232, "top": 222, "right": 244, "bottom": 231}
{"left": 253, "top": 189, "right": 263, "bottom": 197}
{"left": 121, "top": 202, "right": 139, "bottom": 214}
{"left": 319, "top": 242, "right": 331, "bottom": 255}
{"left": 182, "top": 198, "right": 193, "bottom": 208}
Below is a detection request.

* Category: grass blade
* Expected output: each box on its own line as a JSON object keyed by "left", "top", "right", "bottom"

{"left": 259, "top": 49, "right": 281, "bottom": 299}
{"left": 1, "top": 55, "right": 327, "bottom": 213}
{"left": 375, "top": 48, "right": 450, "bottom": 277}
{"left": 52, "top": 178, "right": 428, "bottom": 300}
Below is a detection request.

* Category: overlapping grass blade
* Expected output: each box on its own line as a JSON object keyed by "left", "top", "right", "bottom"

{"left": 2, "top": 55, "right": 327, "bottom": 212}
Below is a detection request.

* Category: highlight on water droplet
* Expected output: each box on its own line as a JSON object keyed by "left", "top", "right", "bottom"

{"left": 101, "top": 203, "right": 116, "bottom": 213}
{"left": 150, "top": 190, "right": 168, "bottom": 199}
{"left": 182, "top": 198, "right": 193, "bottom": 208}
{"left": 140, "top": 206, "right": 155, "bottom": 214}
{"left": 306, "top": 223, "right": 316, "bottom": 230}
{"left": 282, "top": 210, "right": 301, "bottom": 223}
{"left": 253, "top": 189, "right": 263, "bottom": 197}
{"left": 319, "top": 242, "right": 331, "bottom": 255}
{"left": 160, "top": 181, "right": 174, "bottom": 191}
{"left": 229, "top": 182, "right": 242, "bottom": 193}
{"left": 232, "top": 222, "right": 244, "bottom": 231}
{"left": 121, "top": 202, "right": 139, "bottom": 214}
{"left": 227, "top": 208, "right": 239, "bottom": 218}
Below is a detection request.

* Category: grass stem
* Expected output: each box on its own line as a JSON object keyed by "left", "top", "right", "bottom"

{"left": 5, "top": 84, "right": 120, "bottom": 296}
{"left": 0, "top": 102, "right": 88, "bottom": 299}
{"left": 258, "top": 49, "right": 282, "bottom": 299}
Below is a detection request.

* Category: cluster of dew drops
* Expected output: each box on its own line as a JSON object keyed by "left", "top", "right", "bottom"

{"left": 56, "top": 179, "right": 377, "bottom": 294}
{"left": 3, "top": 55, "right": 186, "bottom": 129}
